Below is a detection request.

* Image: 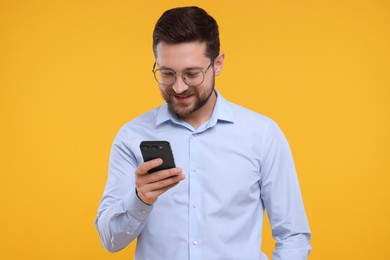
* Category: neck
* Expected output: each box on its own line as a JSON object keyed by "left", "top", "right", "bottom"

{"left": 182, "top": 91, "right": 217, "bottom": 129}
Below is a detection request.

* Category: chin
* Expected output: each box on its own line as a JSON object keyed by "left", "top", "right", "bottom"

{"left": 171, "top": 104, "right": 196, "bottom": 118}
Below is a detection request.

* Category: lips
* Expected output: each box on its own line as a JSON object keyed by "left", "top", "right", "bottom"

{"left": 174, "top": 94, "right": 194, "bottom": 103}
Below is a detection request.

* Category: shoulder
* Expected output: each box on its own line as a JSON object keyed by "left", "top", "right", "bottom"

{"left": 113, "top": 106, "right": 160, "bottom": 142}
{"left": 223, "top": 99, "right": 288, "bottom": 146}
{"left": 226, "top": 100, "right": 276, "bottom": 129}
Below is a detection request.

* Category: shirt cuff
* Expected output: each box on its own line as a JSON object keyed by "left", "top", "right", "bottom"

{"left": 272, "top": 246, "right": 312, "bottom": 260}
{"left": 123, "top": 187, "right": 154, "bottom": 221}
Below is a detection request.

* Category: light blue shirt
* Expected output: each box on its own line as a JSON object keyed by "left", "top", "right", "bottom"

{"left": 95, "top": 91, "right": 311, "bottom": 260}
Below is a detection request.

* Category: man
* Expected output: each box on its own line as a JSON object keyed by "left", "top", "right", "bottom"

{"left": 95, "top": 6, "right": 311, "bottom": 260}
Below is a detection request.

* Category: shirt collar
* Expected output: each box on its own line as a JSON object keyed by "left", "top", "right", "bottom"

{"left": 155, "top": 89, "right": 235, "bottom": 128}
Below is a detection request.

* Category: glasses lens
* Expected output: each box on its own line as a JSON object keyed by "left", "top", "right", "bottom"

{"left": 182, "top": 69, "right": 204, "bottom": 86}
{"left": 154, "top": 69, "right": 175, "bottom": 86}
{"left": 153, "top": 68, "right": 205, "bottom": 86}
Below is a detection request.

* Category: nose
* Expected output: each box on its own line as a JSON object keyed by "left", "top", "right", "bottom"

{"left": 172, "top": 75, "right": 189, "bottom": 94}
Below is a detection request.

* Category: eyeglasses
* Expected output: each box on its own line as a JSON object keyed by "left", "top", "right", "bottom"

{"left": 152, "top": 60, "right": 214, "bottom": 87}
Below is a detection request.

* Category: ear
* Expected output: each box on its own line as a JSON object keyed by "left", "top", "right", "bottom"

{"left": 213, "top": 52, "right": 225, "bottom": 76}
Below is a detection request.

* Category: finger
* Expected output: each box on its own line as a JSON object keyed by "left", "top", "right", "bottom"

{"left": 137, "top": 172, "right": 185, "bottom": 204}
{"left": 135, "top": 168, "right": 183, "bottom": 194}
{"left": 139, "top": 167, "right": 183, "bottom": 185}
{"left": 149, "top": 167, "right": 182, "bottom": 182}
{"left": 147, "top": 172, "right": 185, "bottom": 192}
{"left": 141, "top": 181, "right": 181, "bottom": 204}
{"left": 149, "top": 181, "right": 182, "bottom": 198}
{"left": 136, "top": 158, "right": 163, "bottom": 176}
{"left": 137, "top": 178, "right": 182, "bottom": 205}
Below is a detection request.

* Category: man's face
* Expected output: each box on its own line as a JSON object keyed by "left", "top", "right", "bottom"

{"left": 155, "top": 41, "right": 216, "bottom": 119}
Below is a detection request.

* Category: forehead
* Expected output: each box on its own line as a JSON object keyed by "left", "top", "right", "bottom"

{"left": 155, "top": 41, "right": 209, "bottom": 70}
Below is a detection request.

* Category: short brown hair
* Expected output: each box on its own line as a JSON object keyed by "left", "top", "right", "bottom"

{"left": 152, "top": 6, "right": 220, "bottom": 60}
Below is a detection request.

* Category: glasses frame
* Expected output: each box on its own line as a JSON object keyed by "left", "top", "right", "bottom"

{"left": 152, "top": 60, "right": 214, "bottom": 87}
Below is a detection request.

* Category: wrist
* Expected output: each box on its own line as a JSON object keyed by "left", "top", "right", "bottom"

{"left": 135, "top": 187, "right": 153, "bottom": 205}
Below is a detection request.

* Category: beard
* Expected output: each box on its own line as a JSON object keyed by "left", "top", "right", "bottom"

{"left": 160, "top": 76, "right": 215, "bottom": 119}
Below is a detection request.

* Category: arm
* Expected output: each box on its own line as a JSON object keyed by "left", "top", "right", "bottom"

{"left": 260, "top": 121, "right": 312, "bottom": 260}
{"left": 95, "top": 133, "right": 184, "bottom": 252}
{"left": 95, "top": 138, "right": 150, "bottom": 252}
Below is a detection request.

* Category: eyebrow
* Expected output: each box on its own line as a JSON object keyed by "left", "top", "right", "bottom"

{"left": 157, "top": 64, "right": 204, "bottom": 71}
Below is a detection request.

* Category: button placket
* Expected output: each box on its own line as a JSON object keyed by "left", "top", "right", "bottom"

{"left": 188, "top": 131, "right": 202, "bottom": 257}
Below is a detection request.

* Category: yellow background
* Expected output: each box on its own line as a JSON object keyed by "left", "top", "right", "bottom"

{"left": 1, "top": 1, "right": 389, "bottom": 259}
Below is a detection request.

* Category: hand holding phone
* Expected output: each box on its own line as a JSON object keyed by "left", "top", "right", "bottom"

{"left": 136, "top": 141, "right": 184, "bottom": 205}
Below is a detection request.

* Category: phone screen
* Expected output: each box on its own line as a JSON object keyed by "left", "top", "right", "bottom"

{"left": 140, "top": 141, "right": 176, "bottom": 173}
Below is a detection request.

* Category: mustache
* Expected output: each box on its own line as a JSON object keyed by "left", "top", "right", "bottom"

{"left": 166, "top": 89, "right": 195, "bottom": 97}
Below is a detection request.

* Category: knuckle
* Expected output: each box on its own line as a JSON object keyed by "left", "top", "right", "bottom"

{"left": 144, "top": 193, "right": 154, "bottom": 201}
{"left": 136, "top": 166, "right": 144, "bottom": 175}
{"left": 160, "top": 179, "right": 170, "bottom": 188}
{"left": 135, "top": 178, "right": 142, "bottom": 187}
{"left": 162, "top": 177, "right": 176, "bottom": 187}
{"left": 137, "top": 186, "right": 145, "bottom": 194}
{"left": 156, "top": 170, "right": 166, "bottom": 179}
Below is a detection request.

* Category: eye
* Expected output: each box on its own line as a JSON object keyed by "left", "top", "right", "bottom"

{"left": 159, "top": 70, "right": 175, "bottom": 78}
{"left": 184, "top": 70, "right": 201, "bottom": 78}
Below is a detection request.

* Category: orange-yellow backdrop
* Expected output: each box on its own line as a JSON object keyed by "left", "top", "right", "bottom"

{"left": 1, "top": 1, "right": 389, "bottom": 259}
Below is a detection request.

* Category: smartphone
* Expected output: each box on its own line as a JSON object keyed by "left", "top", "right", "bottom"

{"left": 140, "top": 141, "right": 176, "bottom": 173}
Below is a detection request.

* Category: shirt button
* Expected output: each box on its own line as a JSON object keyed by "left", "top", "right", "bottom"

{"left": 192, "top": 240, "right": 198, "bottom": 245}
{"left": 192, "top": 168, "right": 198, "bottom": 173}
{"left": 192, "top": 204, "right": 197, "bottom": 208}
{"left": 141, "top": 210, "right": 146, "bottom": 214}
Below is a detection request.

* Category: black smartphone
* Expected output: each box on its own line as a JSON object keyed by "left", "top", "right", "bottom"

{"left": 140, "top": 141, "right": 176, "bottom": 173}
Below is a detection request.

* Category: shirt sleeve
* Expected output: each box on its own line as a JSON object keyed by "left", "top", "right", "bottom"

{"left": 95, "top": 130, "right": 153, "bottom": 252}
{"left": 260, "top": 120, "right": 312, "bottom": 260}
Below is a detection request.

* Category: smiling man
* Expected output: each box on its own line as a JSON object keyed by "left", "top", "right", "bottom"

{"left": 95, "top": 6, "right": 311, "bottom": 260}
{"left": 154, "top": 41, "right": 222, "bottom": 129}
